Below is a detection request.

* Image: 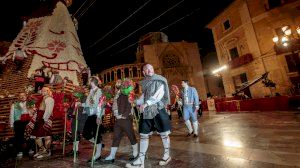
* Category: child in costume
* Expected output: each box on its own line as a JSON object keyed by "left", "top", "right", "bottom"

{"left": 104, "top": 78, "right": 138, "bottom": 163}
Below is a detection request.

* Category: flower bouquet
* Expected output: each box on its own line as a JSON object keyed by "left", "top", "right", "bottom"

{"left": 73, "top": 86, "right": 86, "bottom": 101}
{"left": 120, "top": 78, "right": 135, "bottom": 96}
{"left": 103, "top": 85, "right": 114, "bottom": 100}
{"left": 26, "top": 96, "right": 37, "bottom": 117}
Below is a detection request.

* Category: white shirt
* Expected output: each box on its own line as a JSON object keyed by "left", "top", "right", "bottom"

{"left": 82, "top": 87, "right": 103, "bottom": 117}
{"left": 184, "top": 87, "right": 189, "bottom": 104}
{"left": 9, "top": 101, "right": 27, "bottom": 127}
{"left": 136, "top": 85, "right": 165, "bottom": 106}
{"left": 43, "top": 97, "right": 54, "bottom": 122}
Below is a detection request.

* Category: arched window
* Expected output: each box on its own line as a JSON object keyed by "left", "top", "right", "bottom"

{"left": 107, "top": 72, "right": 110, "bottom": 82}
{"left": 133, "top": 67, "right": 138, "bottom": 77}
{"left": 117, "top": 69, "right": 121, "bottom": 79}
{"left": 124, "top": 68, "right": 129, "bottom": 78}
{"left": 111, "top": 71, "right": 114, "bottom": 81}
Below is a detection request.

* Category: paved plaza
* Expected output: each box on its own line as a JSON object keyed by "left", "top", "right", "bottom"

{"left": 3, "top": 111, "right": 300, "bottom": 168}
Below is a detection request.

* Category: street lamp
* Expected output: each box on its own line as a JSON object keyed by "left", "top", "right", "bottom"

{"left": 212, "top": 65, "right": 228, "bottom": 75}
{"left": 272, "top": 26, "right": 300, "bottom": 47}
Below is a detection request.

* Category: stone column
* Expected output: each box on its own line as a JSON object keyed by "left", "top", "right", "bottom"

{"left": 137, "top": 68, "right": 141, "bottom": 78}
{"left": 121, "top": 68, "right": 125, "bottom": 79}
{"left": 114, "top": 70, "right": 117, "bottom": 80}
{"left": 104, "top": 74, "right": 107, "bottom": 84}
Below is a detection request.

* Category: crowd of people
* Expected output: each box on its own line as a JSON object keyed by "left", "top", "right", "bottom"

{"left": 8, "top": 63, "right": 201, "bottom": 168}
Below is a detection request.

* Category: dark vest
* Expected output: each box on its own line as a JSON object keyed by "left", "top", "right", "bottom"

{"left": 117, "top": 94, "right": 132, "bottom": 119}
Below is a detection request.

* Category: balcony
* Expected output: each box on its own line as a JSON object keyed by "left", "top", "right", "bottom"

{"left": 274, "top": 38, "right": 300, "bottom": 55}
{"left": 228, "top": 53, "right": 253, "bottom": 69}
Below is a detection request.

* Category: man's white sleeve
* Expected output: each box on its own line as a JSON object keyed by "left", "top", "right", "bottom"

{"left": 135, "top": 94, "right": 145, "bottom": 105}
{"left": 146, "top": 85, "right": 165, "bottom": 106}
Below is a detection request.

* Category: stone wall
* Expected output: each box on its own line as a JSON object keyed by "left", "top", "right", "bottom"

{"left": 143, "top": 41, "right": 207, "bottom": 99}
{"left": 207, "top": 0, "right": 300, "bottom": 98}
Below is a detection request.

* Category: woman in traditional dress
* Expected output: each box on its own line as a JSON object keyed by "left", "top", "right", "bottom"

{"left": 26, "top": 87, "right": 54, "bottom": 159}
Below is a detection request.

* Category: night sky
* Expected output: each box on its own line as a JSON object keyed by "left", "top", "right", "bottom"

{"left": 0, "top": 0, "right": 233, "bottom": 73}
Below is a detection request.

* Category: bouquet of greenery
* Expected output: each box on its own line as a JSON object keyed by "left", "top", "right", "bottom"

{"left": 120, "top": 78, "right": 135, "bottom": 96}
{"left": 103, "top": 85, "right": 114, "bottom": 100}
{"left": 73, "top": 86, "right": 86, "bottom": 101}
{"left": 26, "top": 96, "right": 37, "bottom": 116}
{"left": 118, "top": 78, "right": 135, "bottom": 104}
{"left": 26, "top": 98, "right": 36, "bottom": 108}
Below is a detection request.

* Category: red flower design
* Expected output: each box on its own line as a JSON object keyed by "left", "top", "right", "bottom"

{"left": 128, "top": 91, "right": 135, "bottom": 103}
{"left": 122, "top": 78, "right": 134, "bottom": 88}
{"left": 23, "top": 20, "right": 42, "bottom": 32}
{"left": 47, "top": 40, "right": 67, "bottom": 53}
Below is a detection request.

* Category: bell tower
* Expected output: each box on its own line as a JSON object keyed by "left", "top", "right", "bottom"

{"left": 136, "top": 32, "right": 168, "bottom": 63}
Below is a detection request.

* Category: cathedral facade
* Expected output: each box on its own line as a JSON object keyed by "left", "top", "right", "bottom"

{"left": 99, "top": 32, "right": 207, "bottom": 99}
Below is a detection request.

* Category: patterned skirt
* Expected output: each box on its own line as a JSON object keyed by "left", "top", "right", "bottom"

{"left": 25, "top": 110, "right": 53, "bottom": 139}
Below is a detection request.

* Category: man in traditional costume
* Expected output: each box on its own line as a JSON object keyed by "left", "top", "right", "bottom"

{"left": 66, "top": 87, "right": 88, "bottom": 156}
{"left": 81, "top": 76, "right": 104, "bottom": 163}
{"left": 126, "top": 64, "right": 172, "bottom": 168}
{"left": 104, "top": 78, "right": 138, "bottom": 163}
{"left": 180, "top": 80, "right": 200, "bottom": 137}
{"left": 27, "top": 87, "right": 54, "bottom": 159}
{"left": 9, "top": 93, "right": 32, "bottom": 158}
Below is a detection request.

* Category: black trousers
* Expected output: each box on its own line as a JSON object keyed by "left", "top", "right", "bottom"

{"left": 112, "top": 118, "right": 137, "bottom": 147}
{"left": 13, "top": 120, "right": 32, "bottom": 153}
{"left": 139, "top": 108, "right": 171, "bottom": 134}
{"left": 71, "top": 113, "right": 88, "bottom": 141}
{"left": 82, "top": 115, "right": 103, "bottom": 144}
{"left": 177, "top": 107, "right": 183, "bottom": 118}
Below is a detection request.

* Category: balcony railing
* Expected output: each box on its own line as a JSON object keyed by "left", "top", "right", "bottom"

{"left": 274, "top": 38, "right": 300, "bottom": 55}
{"left": 228, "top": 53, "right": 253, "bottom": 69}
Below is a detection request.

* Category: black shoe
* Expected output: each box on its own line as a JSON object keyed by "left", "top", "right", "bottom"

{"left": 186, "top": 132, "right": 194, "bottom": 137}
{"left": 103, "top": 159, "right": 115, "bottom": 164}
{"left": 87, "top": 156, "right": 101, "bottom": 163}
{"left": 129, "top": 155, "right": 138, "bottom": 161}
{"left": 193, "top": 134, "right": 198, "bottom": 138}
